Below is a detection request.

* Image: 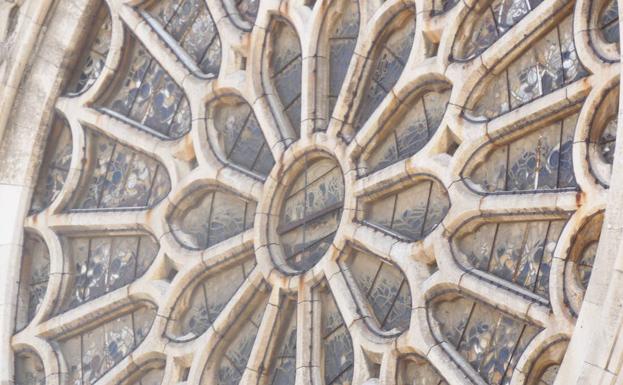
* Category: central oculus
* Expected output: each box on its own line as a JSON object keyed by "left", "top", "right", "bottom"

{"left": 277, "top": 155, "right": 345, "bottom": 272}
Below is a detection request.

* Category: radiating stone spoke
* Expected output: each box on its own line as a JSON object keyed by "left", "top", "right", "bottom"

{"left": 479, "top": 190, "right": 579, "bottom": 214}
{"left": 27, "top": 210, "right": 150, "bottom": 233}
{"left": 76, "top": 106, "right": 173, "bottom": 157}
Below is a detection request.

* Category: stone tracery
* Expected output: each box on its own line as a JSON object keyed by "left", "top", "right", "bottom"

{"left": 9, "top": 0, "right": 621, "bottom": 384}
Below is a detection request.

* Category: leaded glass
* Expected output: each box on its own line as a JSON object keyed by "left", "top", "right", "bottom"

{"left": 166, "top": 254, "right": 255, "bottom": 341}
{"left": 599, "top": 0, "right": 620, "bottom": 45}
{"left": 207, "top": 95, "right": 275, "bottom": 178}
{"left": 60, "top": 305, "right": 156, "bottom": 385}
{"left": 30, "top": 116, "right": 72, "bottom": 213}
{"left": 566, "top": 212, "right": 604, "bottom": 315}
{"left": 14, "top": 351, "right": 45, "bottom": 385}
{"left": 236, "top": 0, "right": 259, "bottom": 25}
{"left": 168, "top": 189, "right": 256, "bottom": 250}
{"left": 599, "top": 117, "right": 617, "bottom": 164}
{"left": 345, "top": 7, "right": 416, "bottom": 140}
{"left": 319, "top": 284, "right": 354, "bottom": 385}
{"left": 467, "top": 14, "right": 587, "bottom": 121}
{"left": 430, "top": 293, "right": 541, "bottom": 385}
{"left": 361, "top": 86, "right": 451, "bottom": 174}
{"left": 205, "top": 287, "right": 270, "bottom": 385}
{"left": 61, "top": 233, "right": 158, "bottom": 311}
{"left": 590, "top": 86, "right": 619, "bottom": 185}
{"left": 453, "top": 0, "right": 543, "bottom": 60}
{"left": 364, "top": 177, "right": 450, "bottom": 242}
{"left": 466, "top": 113, "right": 578, "bottom": 193}
{"left": 66, "top": 3, "right": 112, "bottom": 94}
{"left": 71, "top": 129, "right": 171, "bottom": 210}
{"left": 317, "top": 0, "right": 360, "bottom": 130}
{"left": 455, "top": 217, "right": 567, "bottom": 298}
{"left": 15, "top": 233, "right": 50, "bottom": 331}
{"left": 341, "top": 249, "right": 411, "bottom": 333}
{"left": 265, "top": 17, "right": 302, "bottom": 138}
{"left": 100, "top": 36, "right": 191, "bottom": 139}
{"left": 145, "top": 0, "right": 221, "bottom": 76}
{"left": 279, "top": 156, "right": 344, "bottom": 272}
{"left": 264, "top": 297, "right": 297, "bottom": 385}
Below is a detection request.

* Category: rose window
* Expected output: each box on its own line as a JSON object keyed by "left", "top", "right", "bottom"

{"left": 8, "top": 0, "right": 621, "bottom": 383}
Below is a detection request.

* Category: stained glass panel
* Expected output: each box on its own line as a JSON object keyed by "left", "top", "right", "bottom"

{"left": 209, "top": 95, "right": 275, "bottom": 178}
{"left": 396, "top": 355, "right": 447, "bottom": 385}
{"left": 599, "top": 0, "right": 620, "bottom": 45}
{"left": 348, "top": 8, "right": 415, "bottom": 139}
{"left": 364, "top": 178, "right": 450, "bottom": 241}
{"left": 168, "top": 189, "right": 256, "bottom": 250}
{"left": 71, "top": 129, "right": 171, "bottom": 210}
{"left": 430, "top": 294, "right": 541, "bottom": 385}
{"left": 61, "top": 233, "right": 159, "bottom": 311}
{"left": 319, "top": 285, "right": 354, "bottom": 385}
{"left": 15, "top": 233, "right": 50, "bottom": 331}
{"left": 342, "top": 249, "right": 411, "bottom": 333}
{"left": 210, "top": 289, "right": 269, "bottom": 385}
{"left": 236, "top": 0, "right": 259, "bottom": 25}
{"left": 100, "top": 36, "right": 191, "bottom": 139}
{"left": 266, "top": 18, "right": 302, "bottom": 138}
{"left": 60, "top": 305, "right": 156, "bottom": 385}
{"left": 363, "top": 87, "right": 451, "bottom": 174}
{"left": 66, "top": 3, "right": 112, "bottom": 94}
{"left": 467, "top": 113, "right": 578, "bottom": 192}
{"left": 166, "top": 255, "right": 255, "bottom": 341}
{"left": 265, "top": 298, "right": 297, "bottom": 385}
{"left": 30, "top": 116, "right": 72, "bottom": 213}
{"left": 566, "top": 212, "right": 603, "bottom": 315}
{"left": 455, "top": 218, "right": 567, "bottom": 298}
{"left": 467, "top": 14, "right": 587, "bottom": 121}
{"left": 14, "top": 351, "right": 45, "bottom": 385}
{"left": 279, "top": 157, "right": 344, "bottom": 271}
{"left": 322, "top": 0, "right": 360, "bottom": 129}
{"left": 146, "top": 0, "right": 221, "bottom": 76}
{"left": 454, "top": 0, "right": 543, "bottom": 60}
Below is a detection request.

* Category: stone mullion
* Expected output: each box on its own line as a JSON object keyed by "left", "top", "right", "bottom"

{"left": 324, "top": 36, "right": 368, "bottom": 138}
{"left": 323, "top": 258, "right": 396, "bottom": 367}
{"left": 481, "top": 80, "right": 591, "bottom": 142}
{"left": 295, "top": 284, "right": 315, "bottom": 385}
{"left": 25, "top": 210, "right": 151, "bottom": 234}
{"left": 348, "top": 221, "right": 429, "bottom": 265}
{"left": 352, "top": 161, "right": 411, "bottom": 197}
{"left": 429, "top": 238, "right": 556, "bottom": 328}
{"left": 347, "top": 88, "right": 401, "bottom": 161}
{"left": 249, "top": 95, "right": 291, "bottom": 160}
{"left": 22, "top": 286, "right": 141, "bottom": 342}
{"left": 479, "top": 190, "right": 579, "bottom": 216}
{"left": 186, "top": 269, "right": 268, "bottom": 383}
{"left": 72, "top": 104, "right": 173, "bottom": 161}
{"left": 158, "top": 229, "right": 254, "bottom": 277}
{"left": 215, "top": 164, "right": 265, "bottom": 203}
